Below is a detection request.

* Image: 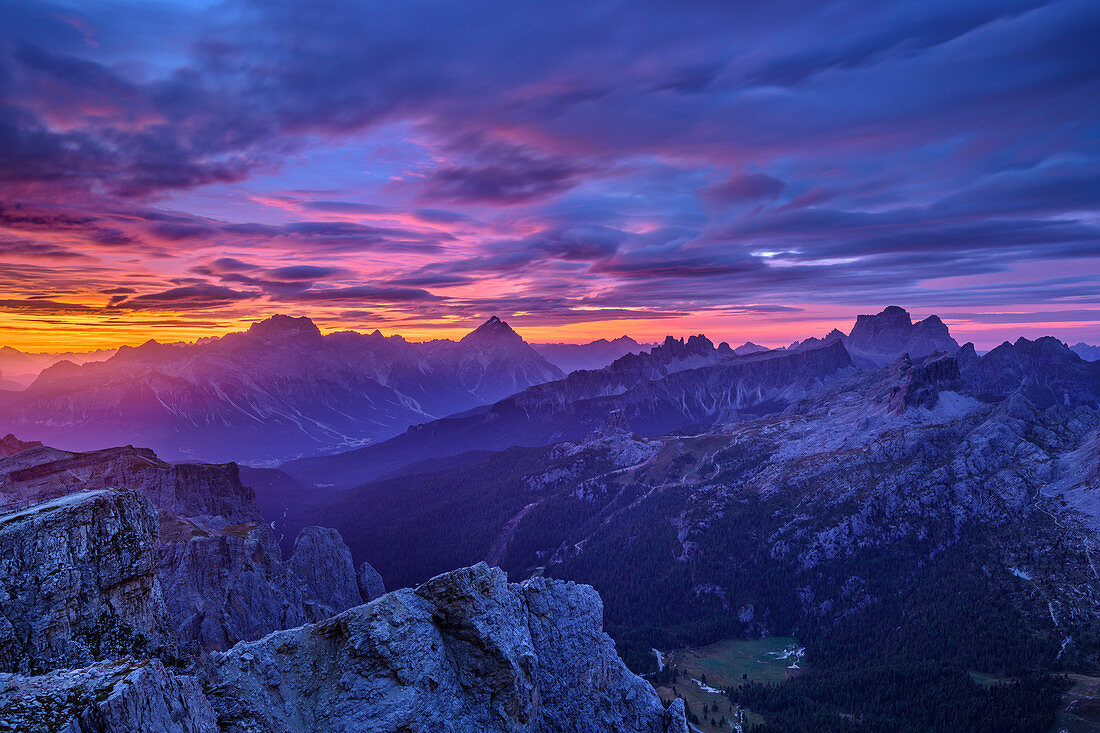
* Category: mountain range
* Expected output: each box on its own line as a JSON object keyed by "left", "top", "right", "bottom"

{"left": 0, "top": 307, "right": 1088, "bottom": 471}
{"left": 282, "top": 306, "right": 961, "bottom": 489}
{"left": 0, "top": 315, "right": 564, "bottom": 464}
{"left": 532, "top": 335, "right": 650, "bottom": 373}
{"left": 1072, "top": 342, "right": 1100, "bottom": 362}
{"left": 0, "top": 345, "right": 117, "bottom": 390}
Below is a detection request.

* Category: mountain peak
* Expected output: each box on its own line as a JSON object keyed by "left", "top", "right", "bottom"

{"left": 460, "top": 315, "right": 523, "bottom": 345}
{"left": 734, "top": 341, "right": 769, "bottom": 356}
{"left": 850, "top": 306, "right": 913, "bottom": 340}
{"left": 246, "top": 314, "right": 322, "bottom": 342}
{"left": 847, "top": 306, "right": 957, "bottom": 366}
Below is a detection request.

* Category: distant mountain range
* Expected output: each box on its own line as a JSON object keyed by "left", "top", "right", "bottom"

{"left": 532, "top": 336, "right": 650, "bottom": 373}
{"left": 0, "top": 307, "right": 1091, "bottom": 468}
{"left": 1071, "top": 342, "right": 1100, "bottom": 362}
{"left": 0, "top": 345, "right": 117, "bottom": 390}
{"left": 283, "top": 337, "right": 855, "bottom": 488}
{"left": 0, "top": 315, "right": 563, "bottom": 464}
{"left": 283, "top": 306, "right": 962, "bottom": 488}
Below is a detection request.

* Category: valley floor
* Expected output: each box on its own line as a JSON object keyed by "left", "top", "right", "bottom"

{"left": 651, "top": 636, "right": 804, "bottom": 732}
{"left": 1054, "top": 674, "right": 1100, "bottom": 733}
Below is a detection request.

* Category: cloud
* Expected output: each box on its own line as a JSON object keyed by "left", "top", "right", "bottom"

{"left": 107, "top": 284, "right": 260, "bottom": 311}
{"left": 282, "top": 285, "right": 443, "bottom": 304}
{"left": 266, "top": 265, "right": 347, "bottom": 281}
{"left": 701, "top": 172, "right": 786, "bottom": 208}
{"left": 0, "top": 0, "right": 1097, "bottom": 343}
{"left": 301, "top": 200, "right": 385, "bottom": 215}
{"left": 0, "top": 298, "right": 94, "bottom": 313}
{"left": 416, "top": 134, "right": 592, "bottom": 205}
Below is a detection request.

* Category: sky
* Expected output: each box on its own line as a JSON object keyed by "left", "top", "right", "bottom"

{"left": 0, "top": 0, "right": 1098, "bottom": 351}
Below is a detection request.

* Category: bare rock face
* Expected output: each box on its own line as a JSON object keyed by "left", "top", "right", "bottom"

{"left": 0, "top": 489, "right": 171, "bottom": 674}
{"left": 159, "top": 524, "right": 371, "bottom": 656}
{"left": 0, "top": 480, "right": 682, "bottom": 732}
{"left": 0, "top": 444, "right": 671, "bottom": 732}
{"left": 0, "top": 658, "right": 217, "bottom": 733}
{"left": 357, "top": 561, "right": 386, "bottom": 602}
{"left": 204, "top": 563, "right": 685, "bottom": 733}
{"left": 0, "top": 442, "right": 373, "bottom": 659}
{"left": 0, "top": 434, "right": 40, "bottom": 459}
{"left": 158, "top": 526, "right": 315, "bottom": 656}
{"left": 288, "top": 526, "right": 363, "bottom": 614}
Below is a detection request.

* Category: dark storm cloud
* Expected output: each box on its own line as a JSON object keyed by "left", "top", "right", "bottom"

{"left": 388, "top": 274, "right": 476, "bottom": 288}
{"left": 702, "top": 173, "right": 787, "bottom": 208}
{"left": 300, "top": 201, "right": 386, "bottom": 215}
{"left": 266, "top": 265, "right": 347, "bottom": 281}
{"left": 0, "top": 298, "right": 93, "bottom": 313}
{"left": 0, "top": 237, "right": 95, "bottom": 260}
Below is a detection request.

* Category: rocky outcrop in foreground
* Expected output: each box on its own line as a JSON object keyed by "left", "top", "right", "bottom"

{"left": 206, "top": 562, "right": 684, "bottom": 732}
{"left": 0, "top": 658, "right": 216, "bottom": 733}
{"left": 0, "top": 560, "right": 683, "bottom": 732}
{"left": 0, "top": 443, "right": 372, "bottom": 657}
{"left": 0, "top": 464, "right": 681, "bottom": 732}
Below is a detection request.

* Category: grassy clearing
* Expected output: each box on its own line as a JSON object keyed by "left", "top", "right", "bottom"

{"left": 966, "top": 670, "right": 1009, "bottom": 688}
{"left": 651, "top": 636, "right": 804, "bottom": 732}
{"left": 1054, "top": 673, "right": 1100, "bottom": 733}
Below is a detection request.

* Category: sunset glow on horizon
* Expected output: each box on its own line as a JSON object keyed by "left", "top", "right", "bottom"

{"left": 1, "top": 0, "right": 1098, "bottom": 352}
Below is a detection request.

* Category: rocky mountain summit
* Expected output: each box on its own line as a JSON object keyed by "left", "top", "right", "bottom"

{"left": 780, "top": 305, "right": 959, "bottom": 367}
{"left": 0, "top": 315, "right": 562, "bottom": 464}
{"left": 1071, "top": 342, "right": 1100, "bottom": 362}
{"left": 845, "top": 305, "right": 958, "bottom": 366}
